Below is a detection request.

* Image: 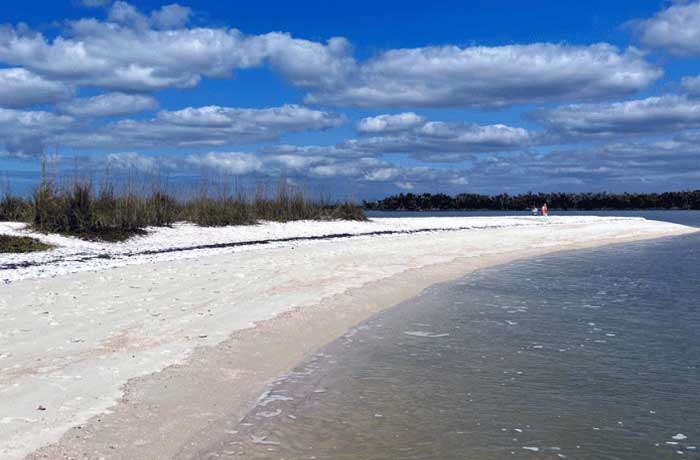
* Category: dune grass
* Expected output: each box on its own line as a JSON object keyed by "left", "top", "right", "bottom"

{"left": 0, "top": 195, "right": 33, "bottom": 222}
{"left": 1, "top": 175, "right": 366, "bottom": 241}
{"left": 0, "top": 234, "right": 53, "bottom": 253}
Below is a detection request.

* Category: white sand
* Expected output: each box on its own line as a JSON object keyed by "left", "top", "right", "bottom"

{"left": 0, "top": 216, "right": 696, "bottom": 459}
{"left": 0, "top": 215, "right": 671, "bottom": 283}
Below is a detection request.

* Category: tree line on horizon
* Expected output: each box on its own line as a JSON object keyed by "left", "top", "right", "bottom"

{"left": 363, "top": 191, "right": 700, "bottom": 211}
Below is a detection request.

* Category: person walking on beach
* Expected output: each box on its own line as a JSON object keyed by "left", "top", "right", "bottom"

{"left": 541, "top": 203, "right": 548, "bottom": 217}
{"left": 531, "top": 205, "right": 539, "bottom": 216}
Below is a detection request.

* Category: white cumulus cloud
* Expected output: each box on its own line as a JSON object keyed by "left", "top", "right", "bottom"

{"left": 0, "top": 4, "right": 661, "bottom": 108}
{"left": 57, "top": 92, "right": 158, "bottom": 117}
{"left": 304, "top": 43, "right": 661, "bottom": 108}
{"left": 629, "top": 2, "right": 700, "bottom": 56}
{"left": 356, "top": 113, "right": 426, "bottom": 133}
{"left": 538, "top": 95, "right": 700, "bottom": 137}
{"left": 0, "top": 68, "right": 74, "bottom": 108}
{"left": 150, "top": 3, "right": 192, "bottom": 29}
{"left": 65, "top": 104, "right": 344, "bottom": 149}
{"left": 0, "top": 108, "right": 75, "bottom": 155}
{"left": 106, "top": 152, "right": 159, "bottom": 171}
{"left": 350, "top": 119, "right": 533, "bottom": 161}
{"left": 0, "top": 5, "right": 351, "bottom": 94}
{"left": 185, "top": 152, "right": 263, "bottom": 175}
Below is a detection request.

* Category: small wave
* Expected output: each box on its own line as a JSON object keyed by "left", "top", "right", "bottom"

{"left": 403, "top": 331, "right": 450, "bottom": 338}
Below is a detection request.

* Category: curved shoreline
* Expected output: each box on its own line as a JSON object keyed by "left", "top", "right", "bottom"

{"left": 189, "top": 229, "right": 700, "bottom": 460}
{"left": 2, "top": 219, "right": 695, "bottom": 459}
{"left": 176, "top": 232, "right": 700, "bottom": 460}
{"left": 0, "top": 216, "right": 664, "bottom": 284}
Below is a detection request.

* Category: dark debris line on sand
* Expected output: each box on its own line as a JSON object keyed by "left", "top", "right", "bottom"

{"left": 0, "top": 223, "right": 534, "bottom": 272}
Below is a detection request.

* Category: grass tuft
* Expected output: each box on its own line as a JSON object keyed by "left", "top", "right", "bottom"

{"left": 0, "top": 234, "right": 53, "bottom": 253}
{"left": 1, "top": 195, "right": 33, "bottom": 222}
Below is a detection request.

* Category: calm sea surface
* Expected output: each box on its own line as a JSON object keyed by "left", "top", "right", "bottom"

{"left": 195, "top": 212, "right": 700, "bottom": 460}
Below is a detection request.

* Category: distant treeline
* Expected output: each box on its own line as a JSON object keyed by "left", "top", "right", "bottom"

{"left": 364, "top": 191, "right": 700, "bottom": 211}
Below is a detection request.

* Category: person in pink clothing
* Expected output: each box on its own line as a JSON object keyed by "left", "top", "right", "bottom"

{"left": 541, "top": 203, "right": 548, "bottom": 216}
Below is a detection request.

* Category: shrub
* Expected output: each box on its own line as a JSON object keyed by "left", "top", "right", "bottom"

{"left": 326, "top": 202, "right": 368, "bottom": 221}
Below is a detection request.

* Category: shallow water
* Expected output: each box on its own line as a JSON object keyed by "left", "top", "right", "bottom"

{"left": 194, "top": 225, "right": 700, "bottom": 459}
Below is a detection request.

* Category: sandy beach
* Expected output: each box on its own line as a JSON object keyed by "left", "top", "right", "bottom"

{"left": 0, "top": 216, "right": 696, "bottom": 460}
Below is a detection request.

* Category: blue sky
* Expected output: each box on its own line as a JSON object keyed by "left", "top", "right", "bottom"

{"left": 1, "top": 0, "right": 699, "bottom": 198}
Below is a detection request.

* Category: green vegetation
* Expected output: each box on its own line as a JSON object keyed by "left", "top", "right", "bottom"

{"left": 364, "top": 191, "right": 700, "bottom": 211}
{"left": 0, "top": 195, "right": 33, "bottom": 222}
{"left": 0, "top": 176, "right": 366, "bottom": 242}
{"left": 0, "top": 234, "right": 53, "bottom": 253}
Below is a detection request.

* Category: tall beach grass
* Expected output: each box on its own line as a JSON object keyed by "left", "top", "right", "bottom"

{"left": 1, "top": 173, "right": 366, "bottom": 241}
